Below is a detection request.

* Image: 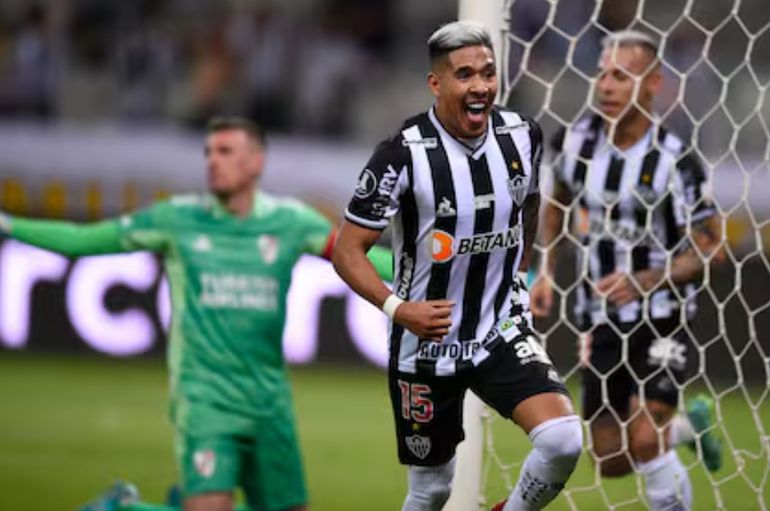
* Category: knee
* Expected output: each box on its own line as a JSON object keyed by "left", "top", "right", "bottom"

{"left": 532, "top": 415, "right": 583, "bottom": 473}
{"left": 405, "top": 486, "right": 450, "bottom": 511}
{"left": 590, "top": 435, "right": 633, "bottom": 477}
{"left": 597, "top": 455, "right": 633, "bottom": 478}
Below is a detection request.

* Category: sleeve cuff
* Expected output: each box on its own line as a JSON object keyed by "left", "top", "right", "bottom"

{"left": 344, "top": 210, "right": 388, "bottom": 230}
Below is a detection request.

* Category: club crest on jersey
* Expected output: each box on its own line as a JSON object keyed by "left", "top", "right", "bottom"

{"left": 192, "top": 234, "right": 212, "bottom": 252}
{"left": 354, "top": 169, "right": 377, "bottom": 199}
{"left": 193, "top": 449, "right": 216, "bottom": 478}
{"left": 405, "top": 435, "right": 432, "bottom": 460}
{"left": 257, "top": 235, "right": 279, "bottom": 264}
{"left": 507, "top": 174, "right": 529, "bottom": 206}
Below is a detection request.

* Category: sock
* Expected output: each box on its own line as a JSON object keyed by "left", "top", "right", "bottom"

{"left": 638, "top": 450, "right": 692, "bottom": 511}
{"left": 504, "top": 415, "right": 582, "bottom": 511}
{"left": 401, "top": 458, "right": 455, "bottom": 511}
{"left": 669, "top": 413, "right": 695, "bottom": 447}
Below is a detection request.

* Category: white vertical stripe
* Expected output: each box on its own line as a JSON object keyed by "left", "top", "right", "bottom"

{"left": 435, "top": 133, "right": 474, "bottom": 375}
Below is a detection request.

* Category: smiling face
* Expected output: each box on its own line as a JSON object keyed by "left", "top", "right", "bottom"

{"left": 595, "top": 43, "right": 661, "bottom": 123}
{"left": 428, "top": 44, "right": 497, "bottom": 139}
{"left": 204, "top": 129, "right": 263, "bottom": 197}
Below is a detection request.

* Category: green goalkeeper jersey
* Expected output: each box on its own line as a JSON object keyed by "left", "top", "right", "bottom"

{"left": 115, "top": 192, "right": 332, "bottom": 435}
{"left": 3, "top": 191, "right": 393, "bottom": 436}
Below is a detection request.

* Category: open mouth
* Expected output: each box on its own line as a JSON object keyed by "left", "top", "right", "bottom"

{"left": 465, "top": 102, "right": 488, "bottom": 124}
{"left": 599, "top": 101, "right": 622, "bottom": 115}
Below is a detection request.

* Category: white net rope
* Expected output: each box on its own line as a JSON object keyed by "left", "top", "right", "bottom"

{"left": 481, "top": 0, "right": 770, "bottom": 509}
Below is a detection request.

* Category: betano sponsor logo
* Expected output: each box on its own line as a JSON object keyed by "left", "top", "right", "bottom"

{"left": 431, "top": 225, "right": 522, "bottom": 263}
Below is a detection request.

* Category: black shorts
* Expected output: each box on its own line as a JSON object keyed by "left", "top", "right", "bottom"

{"left": 389, "top": 341, "right": 569, "bottom": 466}
{"left": 582, "top": 319, "right": 692, "bottom": 420}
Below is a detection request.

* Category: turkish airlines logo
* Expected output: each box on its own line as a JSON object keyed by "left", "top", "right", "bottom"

{"left": 431, "top": 225, "right": 522, "bottom": 263}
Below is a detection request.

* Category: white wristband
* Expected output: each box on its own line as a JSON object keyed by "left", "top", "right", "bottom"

{"left": 382, "top": 294, "right": 405, "bottom": 320}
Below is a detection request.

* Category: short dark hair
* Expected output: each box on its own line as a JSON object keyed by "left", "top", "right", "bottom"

{"left": 206, "top": 116, "right": 266, "bottom": 146}
{"left": 428, "top": 21, "right": 494, "bottom": 65}
{"left": 601, "top": 30, "right": 659, "bottom": 58}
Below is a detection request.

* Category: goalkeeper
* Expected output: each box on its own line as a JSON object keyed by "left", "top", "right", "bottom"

{"left": 530, "top": 31, "right": 725, "bottom": 510}
{"left": 0, "top": 117, "right": 393, "bottom": 511}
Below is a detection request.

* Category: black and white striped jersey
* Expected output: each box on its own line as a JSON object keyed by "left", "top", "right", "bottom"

{"left": 345, "top": 106, "right": 543, "bottom": 376}
{"left": 551, "top": 115, "right": 716, "bottom": 328}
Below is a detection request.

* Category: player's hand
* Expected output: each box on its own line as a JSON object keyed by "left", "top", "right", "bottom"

{"left": 595, "top": 272, "right": 641, "bottom": 306}
{"left": 393, "top": 300, "right": 454, "bottom": 341}
{"left": 529, "top": 275, "right": 553, "bottom": 318}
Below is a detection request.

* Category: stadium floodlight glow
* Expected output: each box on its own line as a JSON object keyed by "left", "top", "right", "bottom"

{"left": 0, "top": 244, "right": 390, "bottom": 366}
{"left": 157, "top": 276, "right": 171, "bottom": 330}
{"left": 282, "top": 256, "right": 332, "bottom": 363}
{"left": 0, "top": 240, "right": 68, "bottom": 348}
{"left": 66, "top": 252, "right": 159, "bottom": 356}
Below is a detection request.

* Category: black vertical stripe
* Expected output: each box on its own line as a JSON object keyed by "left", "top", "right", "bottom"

{"left": 580, "top": 279, "right": 593, "bottom": 329}
{"left": 417, "top": 117, "right": 455, "bottom": 375}
{"left": 491, "top": 110, "right": 524, "bottom": 318}
{"left": 389, "top": 166, "right": 417, "bottom": 371}
{"left": 662, "top": 196, "right": 680, "bottom": 250}
{"left": 605, "top": 155, "right": 625, "bottom": 221}
{"left": 458, "top": 154, "right": 495, "bottom": 341}
{"left": 524, "top": 116, "right": 543, "bottom": 189}
{"left": 605, "top": 155, "right": 624, "bottom": 191}
{"left": 676, "top": 152, "right": 706, "bottom": 204}
{"left": 631, "top": 245, "right": 650, "bottom": 272}
{"left": 573, "top": 115, "right": 603, "bottom": 185}
{"left": 598, "top": 239, "right": 616, "bottom": 276}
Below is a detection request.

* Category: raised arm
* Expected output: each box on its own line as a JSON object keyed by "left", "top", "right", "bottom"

{"left": 0, "top": 213, "right": 125, "bottom": 257}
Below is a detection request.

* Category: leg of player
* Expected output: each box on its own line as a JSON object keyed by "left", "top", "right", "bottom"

{"left": 499, "top": 392, "right": 582, "bottom": 511}
{"left": 402, "top": 458, "right": 455, "bottom": 511}
{"left": 628, "top": 396, "right": 692, "bottom": 511}
{"left": 588, "top": 413, "right": 635, "bottom": 477}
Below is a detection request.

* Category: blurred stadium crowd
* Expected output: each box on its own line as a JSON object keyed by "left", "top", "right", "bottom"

{"left": 0, "top": 0, "right": 458, "bottom": 138}
{"left": 0, "top": 0, "right": 766, "bottom": 146}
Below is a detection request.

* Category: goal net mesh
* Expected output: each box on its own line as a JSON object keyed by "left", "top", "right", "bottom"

{"left": 479, "top": 0, "right": 770, "bottom": 509}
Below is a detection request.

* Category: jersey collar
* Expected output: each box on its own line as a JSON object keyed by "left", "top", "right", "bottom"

{"left": 207, "top": 191, "right": 269, "bottom": 220}
{"left": 428, "top": 107, "right": 491, "bottom": 159}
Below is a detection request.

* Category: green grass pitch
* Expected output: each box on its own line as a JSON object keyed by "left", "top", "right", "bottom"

{"left": 0, "top": 355, "right": 767, "bottom": 510}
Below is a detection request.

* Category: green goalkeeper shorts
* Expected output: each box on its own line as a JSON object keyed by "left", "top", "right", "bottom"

{"left": 175, "top": 419, "right": 307, "bottom": 510}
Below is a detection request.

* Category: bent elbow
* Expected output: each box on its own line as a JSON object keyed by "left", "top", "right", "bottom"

{"left": 330, "top": 241, "right": 348, "bottom": 276}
